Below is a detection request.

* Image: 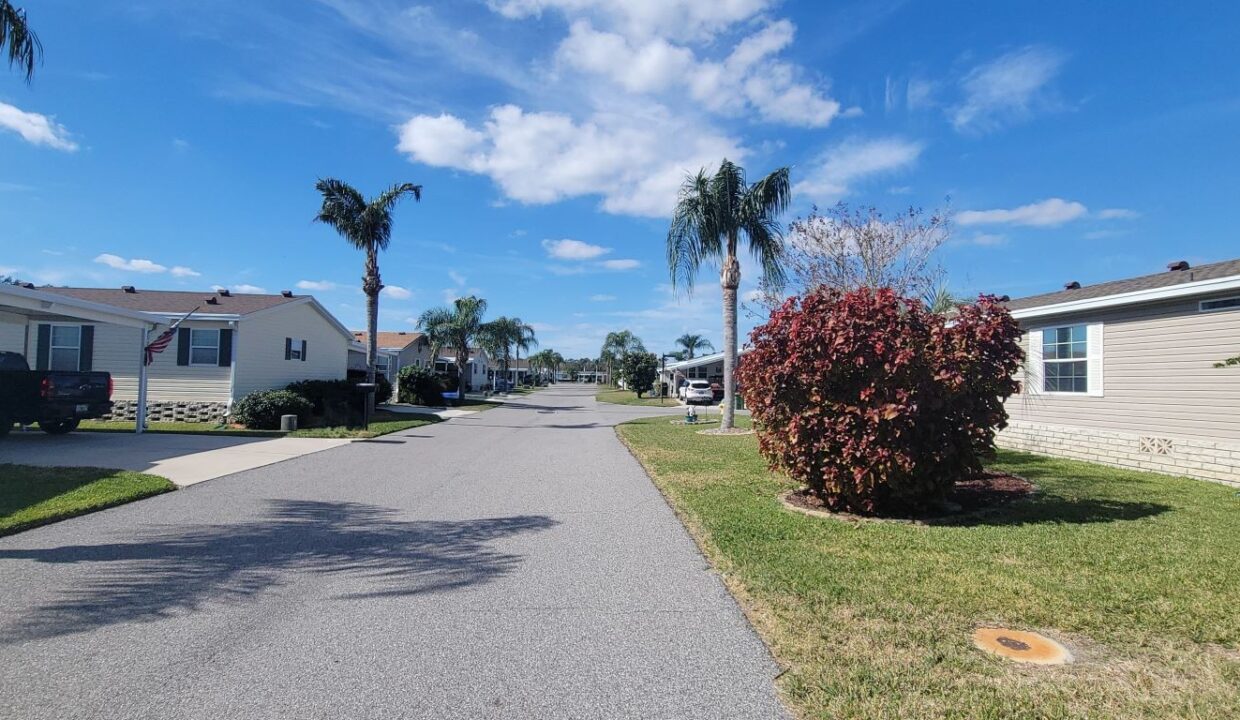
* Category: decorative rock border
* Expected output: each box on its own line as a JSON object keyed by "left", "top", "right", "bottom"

{"left": 104, "top": 400, "right": 230, "bottom": 424}
{"left": 696, "top": 428, "right": 755, "bottom": 436}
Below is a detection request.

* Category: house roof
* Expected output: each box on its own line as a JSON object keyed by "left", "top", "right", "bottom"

{"left": 664, "top": 348, "right": 751, "bottom": 371}
{"left": 1005, "top": 258, "right": 1240, "bottom": 312}
{"left": 35, "top": 286, "right": 301, "bottom": 315}
{"left": 352, "top": 330, "right": 425, "bottom": 350}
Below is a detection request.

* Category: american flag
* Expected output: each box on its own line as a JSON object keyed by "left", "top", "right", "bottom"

{"left": 145, "top": 306, "right": 198, "bottom": 365}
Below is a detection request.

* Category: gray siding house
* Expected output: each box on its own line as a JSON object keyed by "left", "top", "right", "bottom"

{"left": 999, "top": 259, "right": 1240, "bottom": 486}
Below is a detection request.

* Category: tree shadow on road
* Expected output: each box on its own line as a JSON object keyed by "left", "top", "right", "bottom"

{"left": 0, "top": 500, "right": 557, "bottom": 643}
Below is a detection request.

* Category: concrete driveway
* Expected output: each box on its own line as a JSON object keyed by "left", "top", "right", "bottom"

{"left": 0, "top": 429, "right": 351, "bottom": 487}
{"left": 0, "top": 385, "right": 788, "bottom": 719}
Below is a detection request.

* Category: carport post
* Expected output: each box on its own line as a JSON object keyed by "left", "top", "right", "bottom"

{"left": 135, "top": 327, "right": 149, "bottom": 435}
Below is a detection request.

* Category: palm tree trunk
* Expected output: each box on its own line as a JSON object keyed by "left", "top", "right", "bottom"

{"left": 720, "top": 251, "right": 741, "bottom": 430}
{"left": 363, "top": 247, "right": 381, "bottom": 416}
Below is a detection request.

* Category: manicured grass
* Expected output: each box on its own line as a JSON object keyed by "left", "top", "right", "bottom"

{"left": 617, "top": 416, "right": 1240, "bottom": 719}
{"left": 78, "top": 420, "right": 282, "bottom": 438}
{"left": 79, "top": 411, "right": 441, "bottom": 440}
{"left": 0, "top": 464, "right": 175, "bottom": 536}
{"left": 288, "top": 412, "right": 440, "bottom": 438}
{"left": 596, "top": 388, "right": 679, "bottom": 407}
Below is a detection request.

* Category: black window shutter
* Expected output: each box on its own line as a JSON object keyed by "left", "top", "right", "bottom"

{"left": 284, "top": 337, "right": 292, "bottom": 360}
{"left": 176, "top": 327, "right": 191, "bottom": 366}
{"left": 79, "top": 325, "right": 94, "bottom": 371}
{"left": 36, "top": 324, "right": 51, "bottom": 370}
{"left": 218, "top": 328, "right": 233, "bottom": 367}
{"left": 300, "top": 339, "right": 307, "bottom": 362}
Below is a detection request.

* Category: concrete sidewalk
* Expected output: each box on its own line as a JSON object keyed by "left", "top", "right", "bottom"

{"left": 0, "top": 430, "right": 350, "bottom": 487}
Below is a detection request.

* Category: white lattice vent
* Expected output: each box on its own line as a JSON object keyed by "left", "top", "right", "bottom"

{"left": 1139, "top": 436, "right": 1174, "bottom": 455}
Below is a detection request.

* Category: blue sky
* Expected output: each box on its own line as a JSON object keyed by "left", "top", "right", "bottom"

{"left": 2, "top": 1, "right": 1238, "bottom": 357}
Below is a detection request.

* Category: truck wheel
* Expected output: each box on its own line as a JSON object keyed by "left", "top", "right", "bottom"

{"left": 38, "top": 419, "right": 80, "bottom": 435}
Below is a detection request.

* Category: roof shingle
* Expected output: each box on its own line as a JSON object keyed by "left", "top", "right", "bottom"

{"left": 1004, "top": 258, "right": 1240, "bottom": 311}
{"left": 351, "top": 331, "right": 426, "bottom": 350}
{"left": 35, "top": 287, "right": 301, "bottom": 315}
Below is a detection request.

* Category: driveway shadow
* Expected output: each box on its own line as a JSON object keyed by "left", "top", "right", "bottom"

{"left": 0, "top": 500, "right": 556, "bottom": 643}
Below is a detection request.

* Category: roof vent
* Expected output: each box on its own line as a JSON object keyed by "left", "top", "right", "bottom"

{"left": 281, "top": 290, "right": 294, "bottom": 298}
{"left": 1064, "top": 281, "right": 1081, "bottom": 290}
{"left": 998, "top": 295, "right": 1010, "bottom": 302}
{"left": 398, "top": 331, "right": 406, "bottom": 335}
{"left": 21, "top": 282, "right": 35, "bottom": 289}
{"left": 205, "top": 296, "right": 219, "bottom": 305}
{"left": 217, "top": 288, "right": 231, "bottom": 297}
{"left": 1167, "top": 260, "right": 1190, "bottom": 271}
{"left": 121, "top": 285, "right": 136, "bottom": 293}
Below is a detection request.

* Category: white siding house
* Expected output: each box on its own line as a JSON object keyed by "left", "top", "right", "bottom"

{"left": 4, "top": 286, "right": 356, "bottom": 422}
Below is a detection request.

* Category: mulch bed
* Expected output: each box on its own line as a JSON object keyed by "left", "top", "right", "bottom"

{"left": 781, "top": 471, "right": 1035, "bottom": 524}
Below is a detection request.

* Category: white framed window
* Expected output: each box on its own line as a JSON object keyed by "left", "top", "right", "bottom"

{"left": 49, "top": 324, "right": 81, "bottom": 371}
{"left": 1025, "top": 323, "right": 1104, "bottom": 397}
{"left": 1200, "top": 296, "right": 1240, "bottom": 312}
{"left": 189, "top": 328, "right": 221, "bottom": 366}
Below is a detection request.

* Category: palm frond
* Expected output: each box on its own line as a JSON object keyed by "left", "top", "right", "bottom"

{"left": 1, "top": 1, "right": 41, "bottom": 83}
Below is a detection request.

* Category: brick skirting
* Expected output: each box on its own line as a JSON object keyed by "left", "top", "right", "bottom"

{"left": 996, "top": 420, "right": 1239, "bottom": 487}
{"left": 103, "top": 400, "right": 230, "bottom": 424}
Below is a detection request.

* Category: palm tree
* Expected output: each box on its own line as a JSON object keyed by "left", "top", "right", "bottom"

{"left": 668, "top": 159, "right": 791, "bottom": 429}
{"left": 315, "top": 178, "right": 421, "bottom": 411}
{"left": 480, "top": 316, "right": 538, "bottom": 385}
{"left": 417, "top": 296, "right": 488, "bottom": 398}
{"left": 924, "top": 284, "right": 964, "bottom": 315}
{"left": 600, "top": 330, "right": 645, "bottom": 387}
{"left": 675, "top": 333, "right": 714, "bottom": 360}
{"left": 1, "top": 2, "right": 40, "bottom": 83}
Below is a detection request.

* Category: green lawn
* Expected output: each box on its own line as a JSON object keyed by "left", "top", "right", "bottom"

{"left": 1, "top": 464, "right": 175, "bottom": 536}
{"left": 617, "top": 416, "right": 1240, "bottom": 719}
{"left": 79, "top": 411, "right": 441, "bottom": 439}
{"left": 596, "top": 388, "right": 679, "bottom": 407}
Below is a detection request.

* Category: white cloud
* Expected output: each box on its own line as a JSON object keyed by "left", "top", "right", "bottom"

{"left": 170, "top": 266, "right": 201, "bottom": 278}
{"left": 487, "top": 0, "right": 776, "bottom": 42}
{"left": 0, "top": 102, "right": 79, "bottom": 151}
{"left": 94, "top": 254, "right": 167, "bottom": 274}
{"left": 448, "top": 270, "right": 466, "bottom": 286}
{"left": 232, "top": 284, "right": 267, "bottom": 294}
{"left": 296, "top": 280, "right": 337, "bottom": 291}
{"left": 395, "top": 113, "right": 485, "bottom": 166}
{"left": 1096, "top": 208, "right": 1139, "bottom": 220}
{"left": 951, "top": 46, "right": 1067, "bottom": 133}
{"left": 590, "top": 294, "right": 617, "bottom": 301}
{"left": 794, "top": 137, "right": 924, "bottom": 202}
{"left": 957, "top": 198, "right": 1088, "bottom": 227}
{"left": 600, "top": 258, "right": 641, "bottom": 270}
{"left": 542, "top": 238, "right": 610, "bottom": 260}
{"left": 397, "top": 104, "right": 743, "bottom": 217}
{"left": 968, "top": 233, "right": 1008, "bottom": 247}
{"left": 382, "top": 285, "right": 413, "bottom": 299}
{"left": 555, "top": 18, "right": 838, "bottom": 128}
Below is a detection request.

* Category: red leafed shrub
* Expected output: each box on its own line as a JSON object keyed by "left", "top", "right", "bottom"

{"left": 737, "top": 287, "right": 1022, "bottom": 515}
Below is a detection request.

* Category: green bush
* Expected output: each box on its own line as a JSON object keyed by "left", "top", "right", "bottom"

{"left": 620, "top": 352, "right": 658, "bottom": 397}
{"left": 343, "top": 371, "right": 393, "bottom": 405}
{"left": 231, "top": 390, "right": 313, "bottom": 430}
{"left": 396, "top": 365, "right": 445, "bottom": 406}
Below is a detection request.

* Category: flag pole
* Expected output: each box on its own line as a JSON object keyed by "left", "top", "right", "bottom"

{"left": 136, "top": 326, "right": 149, "bottom": 435}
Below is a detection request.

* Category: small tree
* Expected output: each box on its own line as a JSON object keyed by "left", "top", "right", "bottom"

{"left": 755, "top": 203, "right": 948, "bottom": 309}
{"left": 620, "top": 352, "right": 658, "bottom": 398}
{"left": 737, "top": 287, "right": 1022, "bottom": 515}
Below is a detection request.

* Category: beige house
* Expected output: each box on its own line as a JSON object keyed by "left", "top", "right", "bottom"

{"left": 999, "top": 258, "right": 1240, "bottom": 486}
{"left": 0, "top": 285, "right": 356, "bottom": 422}
{"left": 351, "top": 330, "right": 432, "bottom": 382}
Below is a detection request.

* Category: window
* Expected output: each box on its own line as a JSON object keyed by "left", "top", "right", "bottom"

{"left": 189, "top": 329, "right": 221, "bottom": 366}
{"left": 1041, "top": 325, "right": 1088, "bottom": 393}
{"left": 1200, "top": 296, "right": 1240, "bottom": 312}
{"left": 288, "top": 338, "right": 303, "bottom": 361}
{"left": 49, "top": 325, "right": 81, "bottom": 371}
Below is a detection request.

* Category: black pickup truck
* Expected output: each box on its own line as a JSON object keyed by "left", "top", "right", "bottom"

{"left": 0, "top": 351, "right": 113, "bottom": 437}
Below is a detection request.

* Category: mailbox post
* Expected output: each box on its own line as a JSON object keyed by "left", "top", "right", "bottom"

{"left": 355, "top": 382, "right": 377, "bottom": 430}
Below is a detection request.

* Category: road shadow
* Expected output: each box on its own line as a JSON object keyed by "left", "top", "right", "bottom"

{"left": 0, "top": 500, "right": 556, "bottom": 643}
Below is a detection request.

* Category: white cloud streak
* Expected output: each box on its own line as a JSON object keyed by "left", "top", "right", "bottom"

{"left": 296, "top": 280, "right": 337, "bottom": 291}
{"left": 794, "top": 137, "right": 924, "bottom": 202}
{"left": 0, "top": 102, "right": 78, "bottom": 151}
{"left": 951, "top": 46, "right": 1067, "bottom": 133}
{"left": 957, "top": 198, "right": 1087, "bottom": 227}
{"left": 94, "top": 254, "right": 167, "bottom": 274}
{"left": 542, "top": 238, "right": 610, "bottom": 260}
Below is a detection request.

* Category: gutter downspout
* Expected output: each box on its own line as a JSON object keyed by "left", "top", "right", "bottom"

{"left": 135, "top": 327, "right": 149, "bottom": 435}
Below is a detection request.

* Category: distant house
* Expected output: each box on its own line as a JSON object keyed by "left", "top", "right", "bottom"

{"left": 350, "top": 330, "right": 433, "bottom": 381}
{"left": 0, "top": 285, "right": 355, "bottom": 422}
{"left": 999, "top": 258, "right": 1240, "bottom": 486}
{"left": 347, "top": 341, "right": 399, "bottom": 383}
{"left": 435, "top": 347, "right": 492, "bottom": 392}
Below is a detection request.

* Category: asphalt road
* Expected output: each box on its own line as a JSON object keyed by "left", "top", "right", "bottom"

{"left": 0, "top": 385, "right": 788, "bottom": 719}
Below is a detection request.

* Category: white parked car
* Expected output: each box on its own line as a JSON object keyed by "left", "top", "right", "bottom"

{"left": 682, "top": 380, "right": 714, "bottom": 405}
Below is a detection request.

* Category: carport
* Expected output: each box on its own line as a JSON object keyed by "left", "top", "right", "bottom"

{"left": 0, "top": 283, "right": 159, "bottom": 433}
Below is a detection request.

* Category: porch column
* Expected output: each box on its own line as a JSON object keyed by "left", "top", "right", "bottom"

{"left": 135, "top": 327, "right": 149, "bottom": 435}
